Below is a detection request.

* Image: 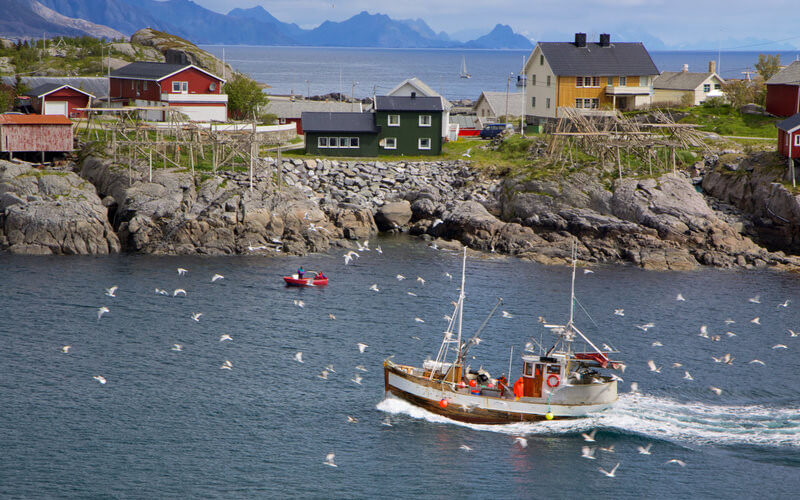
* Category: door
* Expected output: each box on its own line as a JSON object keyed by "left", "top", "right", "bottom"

{"left": 44, "top": 101, "right": 68, "bottom": 116}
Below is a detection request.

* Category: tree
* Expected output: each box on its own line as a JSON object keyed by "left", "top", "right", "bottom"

{"left": 754, "top": 54, "right": 781, "bottom": 81}
{"left": 0, "top": 84, "right": 14, "bottom": 112}
{"left": 723, "top": 78, "right": 760, "bottom": 108}
{"left": 224, "top": 72, "right": 268, "bottom": 121}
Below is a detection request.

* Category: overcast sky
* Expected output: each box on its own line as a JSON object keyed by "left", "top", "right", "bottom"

{"left": 188, "top": 0, "right": 800, "bottom": 49}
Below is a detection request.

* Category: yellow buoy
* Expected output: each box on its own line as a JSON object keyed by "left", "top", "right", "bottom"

{"left": 545, "top": 412, "right": 554, "bottom": 420}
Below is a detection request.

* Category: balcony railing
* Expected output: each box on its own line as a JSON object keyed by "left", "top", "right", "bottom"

{"left": 605, "top": 85, "right": 652, "bottom": 96}
{"left": 160, "top": 93, "right": 228, "bottom": 103}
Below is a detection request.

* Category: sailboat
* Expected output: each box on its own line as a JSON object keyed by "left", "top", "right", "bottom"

{"left": 459, "top": 56, "right": 471, "bottom": 79}
{"left": 383, "top": 246, "right": 623, "bottom": 424}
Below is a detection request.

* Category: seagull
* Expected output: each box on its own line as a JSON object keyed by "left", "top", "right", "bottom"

{"left": 614, "top": 309, "right": 624, "bottom": 316}
{"left": 725, "top": 331, "right": 737, "bottom": 337}
{"left": 357, "top": 240, "right": 370, "bottom": 251}
{"left": 369, "top": 284, "right": 380, "bottom": 292}
{"left": 598, "top": 463, "right": 620, "bottom": 478}
{"left": 751, "top": 317, "right": 760, "bottom": 325}
{"left": 748, "top": 295, "right": 761, "bottom": 304}
{"left": 749, "top": 359, "right": 765, "bottom": 365}
{"left": 672, "top": 362, "right": 683, "bottom": 368}
{"left": 177, "top": 268, "right": 188, "bottom": 276}
{"left": 581, "top": 430, "right": 597, "bottom": 442}
{"left": 602, "top": 343, "right": 614, "bottom": 351}
{"left": 676, "top": 293, "right": 685, "bottom": 301}
{"left": 323, "top": 453, "right": 337, "bottom": 467}
{"left": 599, "top": 444, "right": 616, "bottom": 453}
{"left": 459, "top": 444, "right": 472, "bottom": 452}
{"left": 351, "top": 374, "right": 363, "bottom": 385}
{"left": 610, "top": 374, "right": 624, "bottom": 382}
{"left": 293, "top": 300, "right": 305, "bottom": 308}
{"left": 343, "top": 251, "right": 359, "bottom": 265}
{"left": 92, "top": 375, "right": 107, "bottom": 385}
{"left": 211, "top": 274, "right": 224, "bottom": 282}
{"left": 502, "top": 311, "right": 513, "bottom": 318}
{"left": 173, "top": 288, "right": 187, "bottom": 297}
{"left": 346, "top": 416, "right": 358, "bottom": 423}
{"left": 637, "top": 443, "right": 653, "bottom": 455}
{"left": 396, "top": 274, "right": 406, "bottom": 281}
{"left": 324, "top": 364, "right": 336, "bottom": 373}
{"left": 154, "top": 288, "right": 169, "bottom": 295}
{"left": 651, "top": 341, "right": 663, "bottom": 347}
{"left": 779, "top": 300, "right": 790, "bottom": 308}
{"left": 665, "top": 459, "right": 686, "bottom": 467}
{"left": 191, "top": 313, "right": 202, "bottom": 322}
{"left": 416, "top": 277, "right": 426, "bottom": 286}
{"left": 773, "top": 344, "right": 788, "bottom": 349}
{"left": 171, "top": 344, "right": 183, "bottom": 351}
{"left": 410, "top": 336, "right": 421, "bottom": 340}
{"left": 514, "top": 436, "right": 528, "bottom": 448}
{"left": 581, "top": 446, "right": 596, "bottom": 459}
{"left": 105, "top": 286, "right": 118, "bottom": 297}
{"left": 636, "top": 323, "right": 655, "bottom": 332}
{"left": 647, "top": 360, "right": 661, "bottom": 373}
{"left": 97, "top": 306, "right": 109, "bottom": 321}
{"left": 462, "top": 148, "right": 472, "bottom": 158}
{"left": 375, "top": 246, "right": 383, "bottom": 254}
{"left": 699, "top": 325, "right": 709, "bottom": 338}
{"left": 630, "top": 382, "right": 639, "bottom": 393}
{"left": 583, "top": 269, "right": 594, "bottom": 274}
{"left": 61, "top": 345, "right": 71, "bottom": 353}
{"left": 432, "top": 219, "right": 443, "bottom": 228}
{"left": 381, "top": 416, "right": 393, "bottom": 426}
{"left": 724, "top": 318, "right": 736, "bottom": 325}
{"left": 414, "top": 317, "right": 425, "bottom": 323}
{"left": 709, "top": 386, "right": 723, "bottom": 395}
{"left": 788, "top": 329, "right": 799, "bottom": 337}
{"left": 328, "top": 313, "right": 336, "bottom": 320}
{"left": 355, "top": 365, "right": 368, "bottom": 372}
{"left": 407, "top": 292, "right": 417, "bottom": 297}
{"left": 444, "top": 272, "right": 453, "bottom": 280}
{"left": 220, "top": 360, "right": 233, "bottom": 370}
{"left": 357, "top": 343, "right": 368, "bottom": 353}
{"left": 219, "top": 334, "right": 232, "bottom": 342}
{"left": 318, "top": 369, "right": 329, "bottom": 380}
{"left": 683, "top": 370, "right": 693, "bottom": 380}
{"left": 443, "top": 315, "right": 452, "bottom": 322}
{"left": 294, "top": 352, "right": 304, "bottom": 363}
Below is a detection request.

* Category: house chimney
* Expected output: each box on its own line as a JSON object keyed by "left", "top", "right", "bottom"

{"left": 709, "top": 60, "right": 716, "bottom": 74}
{"left": 574, "top": 33, "right": 587, "bottom": 48}
{"left": 682, "top": 64, "right": 689, "bottom": 72}
{"left": 599, "top": 33, "right": 610, "bottom": 47}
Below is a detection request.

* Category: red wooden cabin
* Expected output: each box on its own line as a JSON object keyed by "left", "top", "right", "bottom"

{"left": 25, "top": 84, "right": 94, "bottom": 118}
{"left": 766, "top": 61, "right": 800, "bottom": 117}
{"left": 777, "top": 113, "right": 800, "bottom": 159}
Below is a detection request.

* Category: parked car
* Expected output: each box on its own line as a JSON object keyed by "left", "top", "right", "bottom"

{"left": 479, "top": 123, "right": 513, "bottom": 139}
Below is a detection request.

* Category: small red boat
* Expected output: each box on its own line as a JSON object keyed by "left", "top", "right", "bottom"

{"left": 283, "top": 272, "right": 328, "bottom": 286}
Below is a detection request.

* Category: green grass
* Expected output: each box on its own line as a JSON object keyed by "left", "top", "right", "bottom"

{"left": 677, "top": 104, "right": 778, "bottom": 138}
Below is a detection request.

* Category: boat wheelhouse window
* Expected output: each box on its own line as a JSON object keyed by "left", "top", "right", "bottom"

{"left": 524, "top": 362, "right": 533, "bottom": 376}
{"left": 547, "top": 365, "right": 561, "bottom": 374}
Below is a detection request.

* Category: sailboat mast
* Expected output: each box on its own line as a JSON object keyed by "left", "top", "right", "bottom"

{"left": 456, "top": 247, "right": 466, "bottom": 366}
{"left": 569, "top": 245, "right": 576, "bottom": 326}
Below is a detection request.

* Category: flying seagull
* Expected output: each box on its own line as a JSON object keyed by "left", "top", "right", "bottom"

{"left": 105, "top": 286, "right": 118, "bottom": 297}
{"left": 97, "top": 306, "right": 109, "bottom": 321}
{"left": 211, "top": 274, "right": 224, "bottom": 282}
{"left": 323, "top": 453, "right": 337, "bottom": 467}
{"left": 598, "top": 463, "right": 620, "bottom": 478}
{"left": 177, "top": 268, "right": 188, "bottom": 276}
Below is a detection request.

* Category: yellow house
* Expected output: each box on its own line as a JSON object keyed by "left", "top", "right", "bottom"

{"left": 523, "top": 33, "right": 659, "bottom": 122}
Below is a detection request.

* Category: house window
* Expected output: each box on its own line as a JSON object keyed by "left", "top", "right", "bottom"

{"left": 641, "top": 76, "right": 649, "bottom": 86}
{"left": 350, "top": 137, "right": 359, "bottom": 148}
{"left": 130, "top": 81, "right": 134, "bottom": 90}
{"left": 419, "top": 115, "right": 432, "bottom": 127}
{"left": 795, "top": 134, "right": 800, "bottom": 147}
{"left": 591, "top": 76, "right": 600, "bottom": 87}
{"left": 546, "top": 75, "right": 551, "bottom": 87}
{"left": 703, "top": 84, "right": 711, "bottom": 92}
{"left": 607, "top": 76, "right": 613, "bottom": 85}
{"left": 388, "top": 114, "right": 400, "bottom": 126}
{"left": 575, "top": 98, "right": 583, "bottom": 108}
{"left": 339, "top": 137, "right": 350, "bottom": 147}
{"left": 143, "top": 81, "right": 148, "bottom": 91}
{"left": 619, "top": 76, "right": 627, "bottom": 86}
{"left": 318, "top": 137, "right": 329, "bottom": 148}
{"left": 384, "top": 137, "right": 397, "bottom": 149}
{"left": 576, "top": 76, "right": 584, "bottom": 87}
{"left": 172, "top": 81, "right": 188, "bottom": 93}
{"left": 418, "top": 138, "right": 431, "bottom": 150}
{"left": 531, "top": 74, "right": 536, "bottom": 86}
{"left": 546, "top": 98, "right": 551, "bottom": 109}
{"left": 531, "top": 97, "right": 536, "bottom": 107}
{"left": 715, "top": 83, "right": 721, "bottom": 90}
{"left": 591, "top": 98, "right": 599, "bottom": 108}
{"left": 540, "top": 55, "right": 544, "bottom": 65}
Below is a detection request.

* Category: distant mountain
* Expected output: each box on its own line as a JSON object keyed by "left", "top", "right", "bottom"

{"left": 227, "top": 5, "right": 305, "bottom": 39}
{"left": 463, "top": 24, "right": 533, "bottom": 49}
{"left": 300, "top": 11, "right": 457, "bottom": 48}
{"left": 398, "top": 18, "right": 451, "bottom": 43}
{"left": 0, "top": 0, "right": 122, "bottom": 38}
{"left": 35, "top": 0, "right": 180, "bottom": 38}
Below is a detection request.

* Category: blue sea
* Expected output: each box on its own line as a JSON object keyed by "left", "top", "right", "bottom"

{"left": 203, "top": 45, "right": 800, "bottom": 100}
{"left": 2, "top": 236, "right": 799, "bottom": 498}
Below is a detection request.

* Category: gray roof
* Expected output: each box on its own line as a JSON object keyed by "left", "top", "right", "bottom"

{"left": 265, "top": 99, "right": 358, "bottom": 119}
{"left": 301, "top": 112, "right": 378, "bottom": 133}
{"left": 450, "top": 114, "right": 480, "bottom": 129}
{"left": 539, "top": 42, "right": 659, "bottom": 77}
{"left": 25, "top": 83, "right": 94, "bottom": 98}
{"left": 110, "top": 62, "right": 193, "bottom": 81}
{"left": 375, "top": 96, "right": 443, "bottom": 112}
{"left": 653, "top": 71, "right": 722, "bottom": 91}
{"left": 777, "top": 113, "right": 800, "bottom": 132}
{"left": 474, "top": 91, "right": 521, "bottom": 116}
{"left": 767, "top": 60, "right": 800, "bottom": 85}
{"left": 1, "top": 77, "right": 108, "bottom": 99}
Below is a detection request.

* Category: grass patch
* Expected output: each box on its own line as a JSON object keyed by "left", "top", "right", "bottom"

{"left": 678, "top": 104, "right": 778, "bottom": 138}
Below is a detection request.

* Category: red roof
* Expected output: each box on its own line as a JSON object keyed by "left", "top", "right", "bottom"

{"left": 0, "top": 114, "right": 73, "bottom": 125}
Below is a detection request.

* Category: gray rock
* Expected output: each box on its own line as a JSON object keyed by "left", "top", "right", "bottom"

{"left": 374, "top": 200, "right": 412, "bottom": 230}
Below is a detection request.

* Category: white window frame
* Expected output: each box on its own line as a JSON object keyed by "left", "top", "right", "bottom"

{"left": 703, "top": 84, "right": 711, "bottom": 93}
{"left": 384, "top": 137, "right": 397, "bottom": 150}
{"left": 794, "top": 134, "right": 800, "bottom": 147}
{"left": 387, "top": 114, "right": 400, "bottom": 126}
{"left": 575, "top": 98, "right": 583, "bottom": 108}
{"left": 619, "top": 76, "right": 627, "bottom": 87}
{"left": 576, "top": 76, "right": 584, "bottom": 88}
{"left": 350, "top": 137, "right": 359, "bottom": 148}
{"left": 172, "top": 81, "right": 188, "bottom": 93}
{"left": 318, "top": 137, "right": 329, "bottom": 148}
{"left": 419, "top": 115, "right": 432, "bottom": 127}
{"left": 418, "top": 138, "right": 431, "bottom": 150}
{"left": 336, "top": 137, "right": 347, "bottom": 148}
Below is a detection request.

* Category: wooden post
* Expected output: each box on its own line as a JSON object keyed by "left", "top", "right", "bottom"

{"left": 789, "top": 158, "right": 796, "bottom": 189}
{"left": 671, "top": 147, "right": 676, "bottom": 175}
{"left": 277, "top": 145, "right": 282, "bottom": 190}
{"left": 149, "top": 149, "right": 152, "bottom": 183}
{"left": 190, "top": 143, "right": 194, "bottom": 178}
{"left": 648, "top": 147, "right": 652, "bottom": 176}
{"left": 128, "top": 148, "right": 132, "bottom": 186}
{"left": 249, "top": 141, "right": 254, "bottom": 192}
{"left": 616, "top": 145, "right": 622, "bottom": 180}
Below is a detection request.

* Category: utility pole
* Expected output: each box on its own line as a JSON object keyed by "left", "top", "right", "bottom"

{"left": 351, "top": 81, "right": 358, "bottom": 111}
{"left": 505, "top": 73, "right": 512, "bottom": 124}
{"left": 520, "top": 54, "right": 526, "bottom": 136}
{"left": 305, "top": 80, "right": 310, "bottom": 99}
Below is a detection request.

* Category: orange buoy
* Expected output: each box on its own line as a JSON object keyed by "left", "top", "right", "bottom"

{"left": 469, "top": 379, "right": 477, "bottom": 388}
{"left": 439, "top": 398, "right": 449, "bottom": 408}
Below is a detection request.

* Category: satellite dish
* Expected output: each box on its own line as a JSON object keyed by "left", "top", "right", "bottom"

{"left": 209, "top": 83, "right": 216, "bottom": 91}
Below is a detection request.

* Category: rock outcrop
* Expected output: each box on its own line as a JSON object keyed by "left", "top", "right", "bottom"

{"left": 0, "top": 160, "right": 120, "bottom": 255}
{"left": 130, "top": 28, "right": 233, "bottom": 79}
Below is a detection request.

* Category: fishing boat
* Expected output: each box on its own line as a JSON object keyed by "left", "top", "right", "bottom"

{"left": 459, "top": 56, "right": 471, "bottom": 79}
{"left": 383, "top": 247, "right": 623, "bottom": 424}
{"left": 283, "top": 272, "right": 328, "bottom": 287}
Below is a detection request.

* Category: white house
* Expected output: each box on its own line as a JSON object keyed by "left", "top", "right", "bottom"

{"left": 386, "top": 77, "right": 451, "bottom": 140}
{"left": 652, "top": 62, "right": 725, "bottom": 106}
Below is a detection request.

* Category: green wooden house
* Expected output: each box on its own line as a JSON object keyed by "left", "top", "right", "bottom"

{"left": 301, "top": 94, "right": 444, "bottom": 157}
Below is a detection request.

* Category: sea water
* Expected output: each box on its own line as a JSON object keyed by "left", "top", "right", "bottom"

{"left": 1, "top": 235, "right": 798, "bottom": 497}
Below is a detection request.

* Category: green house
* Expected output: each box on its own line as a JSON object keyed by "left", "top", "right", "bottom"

{"left": 301, "top": 95, "right": 444, "bottom": 157}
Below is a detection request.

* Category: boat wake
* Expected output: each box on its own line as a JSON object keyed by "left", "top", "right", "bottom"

{"left": 377, "top": 393, "right": 800, "bottom": 448}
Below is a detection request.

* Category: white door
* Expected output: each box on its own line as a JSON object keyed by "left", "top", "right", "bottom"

{"left": 43, "top": 101, "right": 68, "bottom": 116}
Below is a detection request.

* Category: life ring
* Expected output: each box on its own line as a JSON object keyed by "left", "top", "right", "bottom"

{"left": 547, "top": 374, "right": 560, "bottom": 388}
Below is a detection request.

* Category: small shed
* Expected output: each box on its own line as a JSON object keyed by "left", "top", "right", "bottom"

{"left": 777, "top": 113, "right": 800, "bottom": 160}
{"left": 301, "top": 111, "right": 379, "bottom": 157}
{"left": 25, "top": 84, "right": 94, "bottom": 118}
{"left": 0, "top": 114, "right": 74, "bottom": 154}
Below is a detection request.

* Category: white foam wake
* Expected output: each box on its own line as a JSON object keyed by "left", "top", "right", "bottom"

{"left": 376, "top": 394, "right": 800, "bottom": 448}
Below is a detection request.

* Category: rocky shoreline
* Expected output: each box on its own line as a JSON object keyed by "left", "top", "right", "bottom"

{"left": 2, "top": 150, "right": 799, "bottom": 272}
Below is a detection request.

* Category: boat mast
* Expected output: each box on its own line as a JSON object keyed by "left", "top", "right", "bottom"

{"left": 455, "top": 246, "right": 466, "bottom": 366}
{"left": 569, "top": 242, "right": 577, "bottom": 328}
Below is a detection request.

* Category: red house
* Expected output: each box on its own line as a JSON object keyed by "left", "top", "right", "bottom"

{"left": 25, "top": 84, "right": 94, "bottom": 118}
{"left": 777, "top": 113, "right": 800, "bottom": 160}
{"left": 0, "top": 114, "right": 74, "bottom": 155}
{"left": 766, "top": 61, "right": 800, "bottom": 117}
{"left": 109, "top": 62, "right": 227, "bottom": 122}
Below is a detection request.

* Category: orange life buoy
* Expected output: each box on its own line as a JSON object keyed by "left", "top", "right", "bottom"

{"left": 547, "top": 374, "right": 560, "bottom": 388}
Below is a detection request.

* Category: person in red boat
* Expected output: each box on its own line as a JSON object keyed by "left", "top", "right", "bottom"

{"left": 317, "top": 271, "right": 326, "bottom": 279}
{"left": 297, "top": 266, "right": 305, "bottom": 279}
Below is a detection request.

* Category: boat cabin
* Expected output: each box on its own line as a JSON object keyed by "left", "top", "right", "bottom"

{"left": 520, "top": 354, "right": 566, "bottom": 398}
